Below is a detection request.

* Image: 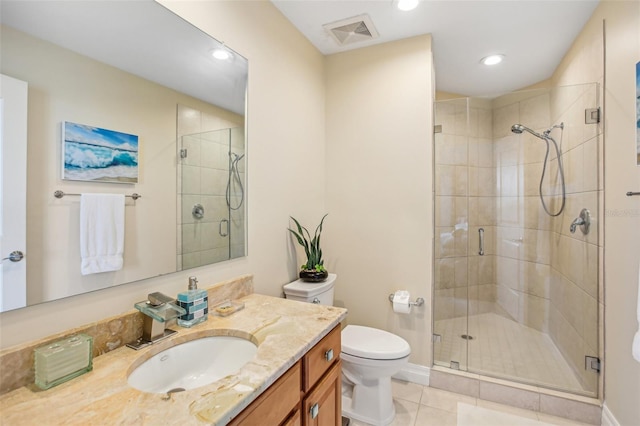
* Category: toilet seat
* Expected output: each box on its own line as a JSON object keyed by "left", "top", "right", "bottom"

{"left": 342, "top": 325, "right": 410, "bottom": 360}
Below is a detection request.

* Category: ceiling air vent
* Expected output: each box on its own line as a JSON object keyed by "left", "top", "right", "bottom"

{"left": 323, "top": 14, "right": 379, "bottom": 46}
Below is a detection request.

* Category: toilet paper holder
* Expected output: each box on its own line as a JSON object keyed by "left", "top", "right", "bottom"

{"left": 388, "top": 294, "right": 424, "bottom": 307}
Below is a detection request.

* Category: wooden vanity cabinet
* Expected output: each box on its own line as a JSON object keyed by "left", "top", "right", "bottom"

{"left": 228, "top": 361, "right": 302, "bottom": 426}
{"left": 230, "top": 324, "right": 342, "bottom": 426}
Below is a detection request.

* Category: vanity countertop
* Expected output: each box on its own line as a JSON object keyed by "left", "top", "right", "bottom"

{"left": 0, "top": 294, "right": 347, "bottom": 425}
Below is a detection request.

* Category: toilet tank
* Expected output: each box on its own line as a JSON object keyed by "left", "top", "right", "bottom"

{"left": 283, "top": 273, "right": 336, "bottom": 305}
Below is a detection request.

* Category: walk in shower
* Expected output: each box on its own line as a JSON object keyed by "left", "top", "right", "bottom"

{"left": 433, "top": 83, "right": 601, "bottom": 397}
{"left": 178, "top": 127, "right": 246, "bottom": 269}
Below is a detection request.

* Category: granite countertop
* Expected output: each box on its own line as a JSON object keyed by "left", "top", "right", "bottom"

{"left": 0, "top": 294, "right": 347, "bottom": 425}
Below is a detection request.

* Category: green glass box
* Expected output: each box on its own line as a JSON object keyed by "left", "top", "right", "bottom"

{"left": 34, "top": 334, "right": 93, "bottom": 390}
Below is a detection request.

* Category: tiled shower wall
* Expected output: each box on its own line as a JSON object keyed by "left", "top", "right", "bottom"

{"left": 491, "top": 85, "right": 600, "bottom": 392}
{"left": 492, "top": 90, "right": 555, "bottom": 334}
{"left": 434, "top": 84, "right": 600, "bottom": 395}
{"left": 547, "top": 84, "right": 600, "bottom": 392}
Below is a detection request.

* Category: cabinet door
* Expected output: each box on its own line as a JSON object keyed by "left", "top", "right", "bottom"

{"left": 303, "top": 360, "right": 342, "bottom": 426}
{"left": 229, "top": 361, "right": 301, "bottom": 426}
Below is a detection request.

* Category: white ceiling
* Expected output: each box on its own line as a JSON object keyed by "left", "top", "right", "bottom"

{"left": 271, "top": 0, "right": 600, "bottom": 98}
{"left": 0, "top": 1, "right": 248, "bottom": 115}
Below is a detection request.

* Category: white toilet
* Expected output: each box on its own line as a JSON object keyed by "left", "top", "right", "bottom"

{"left": 283, "top": 274, "right": 411, "bottom": 426}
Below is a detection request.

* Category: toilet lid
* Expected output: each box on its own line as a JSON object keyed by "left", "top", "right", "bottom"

{"left": 341, "top": 325, "right": 411, "bottom": 360}
{"left": 283, "top": 273, "right": 336, "bottom": 297}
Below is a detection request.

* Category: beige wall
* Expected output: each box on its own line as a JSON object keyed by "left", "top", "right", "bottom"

{"left": 0, "top": 0, "right": 326, "bottom": 349}
{"left": 325, "top": 35, "right": 434, "bottom": 366}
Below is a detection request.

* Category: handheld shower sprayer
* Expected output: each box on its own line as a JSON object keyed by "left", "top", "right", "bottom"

{"left": 511, "top": 122, "right": 566, "bottom": 216}
{"left": 510, "top": 124, "right": 545, "bottom": 139}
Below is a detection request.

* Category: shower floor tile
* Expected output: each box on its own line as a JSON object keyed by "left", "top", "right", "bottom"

{"left": 433, "top": 313, "right": 585, "bottom": 394}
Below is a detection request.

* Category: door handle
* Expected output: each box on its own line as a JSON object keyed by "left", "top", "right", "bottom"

{"left": 219, "top": 219, "right": 229, "bottom": 237}
{"left": 2, "top": 251, "right": 24, "bottom": 262}
{"left": 478, "top": 228, "right": 484, "bottom": 256}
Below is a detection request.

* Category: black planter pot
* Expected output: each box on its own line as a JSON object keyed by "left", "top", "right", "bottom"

{"left": 299, "top": 269, "right": 328, "bottom": 283}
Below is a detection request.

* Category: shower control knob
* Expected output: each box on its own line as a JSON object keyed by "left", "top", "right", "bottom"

{"left": 192, "top": 204, "right": 204, "bottom": 219}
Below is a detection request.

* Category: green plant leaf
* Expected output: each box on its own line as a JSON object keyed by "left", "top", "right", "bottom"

{"left": 288, "top": 214, "right": 328, "bottom": 272}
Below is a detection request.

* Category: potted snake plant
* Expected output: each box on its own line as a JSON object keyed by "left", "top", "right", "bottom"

{"left": 288, "top": 214, "right": 329, "bottom": 282}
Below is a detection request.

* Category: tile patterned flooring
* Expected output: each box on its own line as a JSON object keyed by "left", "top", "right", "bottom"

{"left": 433, "top": 313, "right": 586, "bottom": 394}
{"left": 346, "top": 380, "right": 593, "bottom": 426}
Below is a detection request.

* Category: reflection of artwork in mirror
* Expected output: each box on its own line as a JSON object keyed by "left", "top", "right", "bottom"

{"left": 62, "top": 121, "right": 139, "bottom": 183}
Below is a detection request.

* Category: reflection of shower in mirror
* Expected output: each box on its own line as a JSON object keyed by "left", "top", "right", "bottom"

{"left": 227, "top": 152, "right": 245, "bottom": 210}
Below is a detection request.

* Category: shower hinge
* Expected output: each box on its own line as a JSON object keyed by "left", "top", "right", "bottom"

{"left": 450, "top": 361, "right": 460, "bottom": 370}
{"left": 432, "top": 334, "right": 442, "bottom": 343}
{"left": 180, "top": 148, "right": 188, "bottom": 159}
{"left": 585, "top": 356, "right": 601, "bottom": 373}
{"left": 585, "top": 107, "right": 600, "bottom": 124}
{"left": 434, "top": 125, "right": 442, "bottom": 134}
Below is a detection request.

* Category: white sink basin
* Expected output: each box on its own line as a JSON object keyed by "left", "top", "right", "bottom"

{"left": 128, "top": 336, "right": 257, "bottom": 393}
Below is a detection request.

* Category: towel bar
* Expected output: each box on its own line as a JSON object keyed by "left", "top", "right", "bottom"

{"left": 54, "top": 190, "right": 141, "bottom": 200}
{"left": 627, "top": 192, "right": 640, "bottom": 196}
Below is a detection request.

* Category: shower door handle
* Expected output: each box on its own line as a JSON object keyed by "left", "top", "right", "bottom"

{"left": 219, "top": 219, "right": 229, "bottom": 237}
{"left": 478, "top": 228, "right": 484, "bottom": 256}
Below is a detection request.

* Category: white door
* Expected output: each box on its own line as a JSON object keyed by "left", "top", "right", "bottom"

{"left": 0, "top": 74, "right": 28, "bottom": 311}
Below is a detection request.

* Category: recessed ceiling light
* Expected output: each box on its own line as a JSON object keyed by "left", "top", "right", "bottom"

{"left": 481, "top": 54, "right": 505, "bottom": 66}
{"left": 396, "top": 0, "right": 419, "bottom": 11}
{"left": 211, "top": 47, "right": 231, "bottom": 61}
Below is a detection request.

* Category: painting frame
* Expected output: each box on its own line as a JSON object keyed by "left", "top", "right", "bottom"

{"left": 62, "top": 121, "right": 139, "bottom": 184}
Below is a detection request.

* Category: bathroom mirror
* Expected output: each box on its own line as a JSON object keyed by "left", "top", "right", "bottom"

{"left": 0, "top": 0, "right": 248, "bottom": 312}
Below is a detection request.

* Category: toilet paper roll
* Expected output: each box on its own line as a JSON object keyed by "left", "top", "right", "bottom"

{"left": 392, "top": 290, "right": 411, "bottom": 314}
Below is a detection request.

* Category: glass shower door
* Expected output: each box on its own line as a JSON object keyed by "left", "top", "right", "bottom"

{"left": 433, "top": 83, "right": 601, "bottom": 398}
{"left": 433, "top": 97, "right": 471, "bottom": 371}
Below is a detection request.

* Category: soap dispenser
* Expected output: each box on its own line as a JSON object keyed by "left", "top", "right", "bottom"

{"left": 176, "top": 276, "right": 208, "bottom": 327}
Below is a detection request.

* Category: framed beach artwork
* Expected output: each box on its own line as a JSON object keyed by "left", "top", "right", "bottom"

{"left": 62, "top": 121, "right": 139, "bottom": 183}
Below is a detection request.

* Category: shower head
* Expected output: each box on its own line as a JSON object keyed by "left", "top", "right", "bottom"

{"left": 511, "top": 124, "right": 545, "bottom": 140}
{"left": 511, "top": 124, "right": 525, "bottom": 134}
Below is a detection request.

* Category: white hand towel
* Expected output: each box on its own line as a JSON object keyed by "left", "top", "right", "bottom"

{"left": 634, "top": 261, "right": 640, "bottom": 362}
{"left": 80, "top": 193, "right": 125, "bottom": 275}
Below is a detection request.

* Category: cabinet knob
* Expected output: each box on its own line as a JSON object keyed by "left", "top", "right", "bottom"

{"left": 324, "top": 349, "right": 333, "bottom": 362}
{"left": 310, "top": 402, "right": 319, "bottom": 419}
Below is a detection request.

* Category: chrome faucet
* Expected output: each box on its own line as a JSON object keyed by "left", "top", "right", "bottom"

{"left": 126, "top": 292, "right": 186, "bottom": 350}
{"left": 569, "top": 217, "right": 584, "bottom": 233}
{"left": 570, "top": 208, "right": 591, "bottom": 235}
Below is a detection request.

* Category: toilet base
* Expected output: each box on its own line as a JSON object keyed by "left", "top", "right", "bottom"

{"left": 341, "top": 377, "right": 396, "bottom": 426}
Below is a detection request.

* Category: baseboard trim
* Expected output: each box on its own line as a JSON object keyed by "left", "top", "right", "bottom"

{"left": 601, "top": 403, "right": 621, "bottom": 426}
{"left": 393, "top": 363, "right": 430, "bottom": 386}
